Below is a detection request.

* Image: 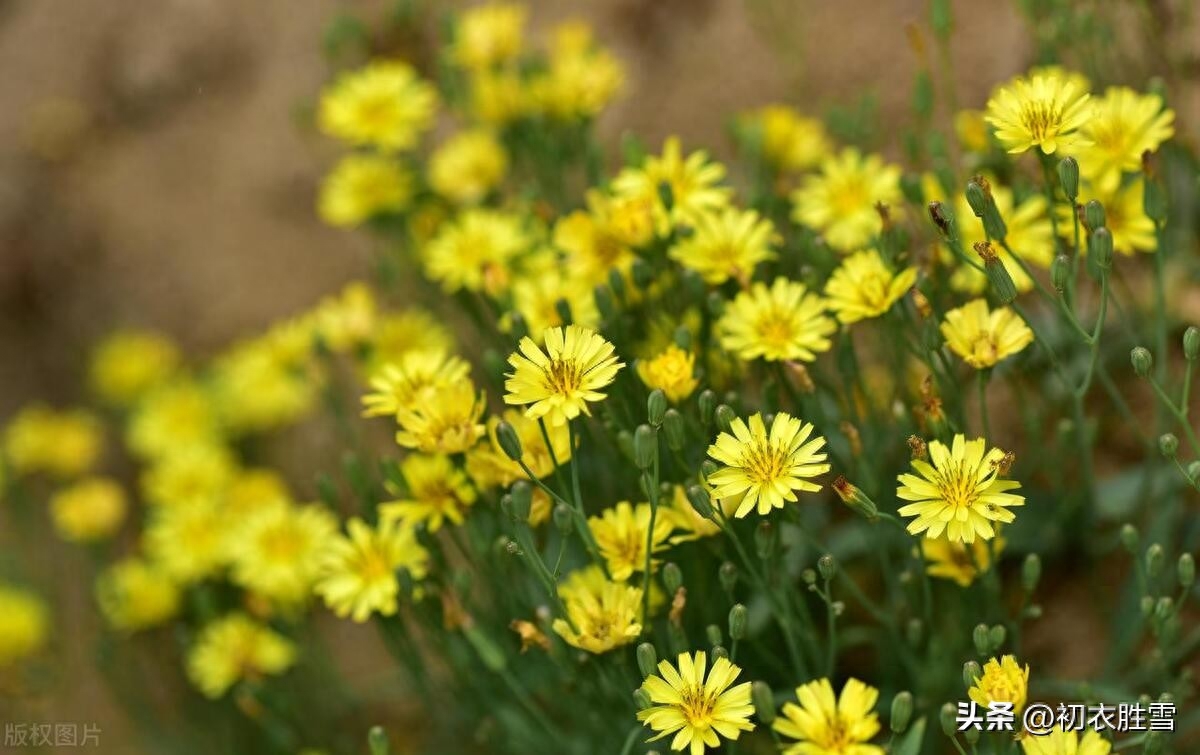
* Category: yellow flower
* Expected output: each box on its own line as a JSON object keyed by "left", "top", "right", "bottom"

{"left": 89, "top": 330, "right": 180, "bottom": 406}
{"left": 897, "top": 434, "right": 1024, "bottom": 543}
{"left": 921, "top": 535, "right": 1003, "bottom": 587}
{"left": 668, "top": 206, "right": 777, "bottom": 285}
{"left": 318, "top": 60, "right": 437, "bottom": 152}
{"left": 229, "top": 503, "right": 337, "bottom": 605}
{"left": 210, "top": 340, "right": 318, "bottom": 433}
{"left": 707, "top": 412, "right": 829, "bottom": 518}
{"left": 968, "top": 654, "right": 1030, "bottom": 714}
{"left": 364, "top": 310, "right": 455, "bottom": 378}
{"left": 1021, "top": 727, "right": 1111, "bottom": 755}
{"left": 717, "top": 277, "right": 837, "bottom": 363}
{"left": 955, "top": 109, "right": 991, "bottom": 153}
{"left": 3, "top": 404, "right": 102, "bottom": 479}
{"left": 554, "top": 190, "right": 644, "bottom": 284}
{"left": 940, "top": 299, "right": 1034, "bottom": 369}
{"left": 451, "top": 3, "right": 526, "bottom": 71}
{"left": 423, "top": 209, "right": 531, "bottom": 294}
{"left": 0, "top": 584, "right": 49, "bottom": 668}
{"left": 95, "top": 558, "right": 180, "bottom": 632}
{"left": 363, "top": 350, "right": 471, "bottom": 418}
{"left": 509, "top": 265, "right": 600, "bottom": 335}
{"left": 465, "top": 409, "right": 571, "bottom": 489}
{"left": 50, "top": 476, "right": 127, "bottom": 543}
{"left": 551, "top": 571, "right": 643, "bottom": 654}
{"left": 144, "top": 498, "right": 233, "bottom": 584}
{"left": 746, "top": 104, "right": 831, "bottom": 173}
{"left": 139, "top": 442, "right": 236, "bottom": 509}
{"left": 824, "top": 249, "right": 917, "bottom": 324}
{"left": 224, "top": 467, "right": 292, "bottom": 518}
{"left": 127, "top": 380, "right": 221, "bottom": 461}
{"left": 380, "top": 454, "right": 476, "bottom": 532}
{"left": 314, "top": 517, "right": 429, "bottom": 622}
{"left": 394, "top": 379, "right": 486, "bottom": 454}
{"left": 1059, "top": 180, "right": 1156, "bottom": 255}
{"left": 774, "top": 678, "right": 884, "bottom": 755}
{"left": 611, "top": 136, "right": 732, "bottom": 235}
{"left": 637, "top": 345, "right": 699, "bottom": 403}
{"left": 530, "top": 23, "right": 624, "bottom": 120}
{"left": 504, "top": 324, "right": 624, "bottom": 426}
{"left": 468, "top": 68, "right": 529, "bottom": 126}
{"left": 428, "top": 129, "right": 508, "bottom": 205}
{"left": 313, "top": 281, "right": 377, "bottom": 353}
{"left": 590, "top": 501, "right": 675, "bottom": 581}
{"left": 791, "top": 148, "right": 903, "bottom": 251}
{"left": 186, "top": 614, "right": 296, "bottom": 699}
{"left": 1077, "top": 87, "right": 1174, "bottom": 194}
{"left": 318, "top": 153, "right": 413, "bottom": 228}
{"left": 637, "top": 651, "right": 755, "bottom": 755}
{"left": 985, "top": 70, "right": 1092, "bottom": 155}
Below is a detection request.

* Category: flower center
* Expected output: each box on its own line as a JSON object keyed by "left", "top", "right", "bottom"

{"left": 832, "top": 178, "right": 868, "bottom": 216}
{"left": 1018, "top": 101, "right": 1064, "bottom": 144}
{"left": 969, "top": 334, "right": 999, "bottom": 366}
{"left": 743, "top": 441, "right": 788, "bottom": 485}
{"left": 934, "top": 465, "right": 979, "bottom": 513}
{"left": 544, "top": 358, "right": 583, "bottom": 395}
{"left": 816, "top": 717, "right": 855, "bottom": 750}
{"left": 753, "top": 309, "right": 796, "bottom": 351}
{"left": 679, "top": 685, "right": 717, "bottom": 727}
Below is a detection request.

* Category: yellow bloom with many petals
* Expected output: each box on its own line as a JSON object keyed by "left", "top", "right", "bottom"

{"left": 223, "top": 467, "right": 292, "bottom": 518}
{"left": 363, "top": 350, "right": 471, "bottom": 418}
{"left": 509, "top": 265, "right": 599, "bottom": 335}
{"left": 897, "top": 434, "right": 1024, "bottom": 543}
{"left": 210, "top": 339, "right": 318, "bottom": 434}
{"left": 186, "top": 614, "right": 296, "bottom": 699}
{"left": 1059, "top": 180, "right": 1157, "bottom": 255}
{"left": 669, "top": 206, "right": 777, "bottom": 285}
{"left": 139, "top": 442, "right": 236, "bottom": 509}
{"left": 922, "top": 535, "right": 1003, "bottom": 587}
{"left": 637, "top": 345, "right": 699, "bottom": 403}
{"left": 314, "top": 518, "right": 429, "bottom": 622}
{"left": 318, "top": 153, "right": 413, "bottom": 228}
{"left": 774, "top": 678, "right": 884, "bottom": 755}
{"left": 364, "top": 310, "right": 455, "bottom": 378}
{"left": 451, "top": 3, "right": 526, "bottom": 71}
{"left": 394, "top": 379, "right": 486, "bottom": 454}
{"left": 318, "top": 61, "right": 437, "bottom": 152}
{"left": 717, "top": 278, "right": 836, "bottom": 363}
{"left": 0, "top": 585, "right": 49, "bottom": 668}
{"left": 612, "top": 136, "right": 731, "bottom": 235}
{"left": 940, "top": 299, "right": 1034, "bottom": 369}
{"left": 126, "top": 380, "right": 221, "bottom": 461}
{"left": 968, "top": 654, "right": 1030, "bottom": 714}
{"left": 504, "top": 325, "right": 623, "bottom": 426}
{"left": 423, "top": 209, "right": 530, "bottom": 295}
{"left": 88, "top": 330, "right": 180, "bottom": 406}
{"left": 50, "top": 476, "right": 127, "bottom": 543}
{"left": 468, "top": 68, "right": 529, "bottom": 126}
{"left": 3, "top": 404, "right": 103, "bottom": 479}
{"left": 313, "top": 281, "right": 377, "bottom": 353}
{"left": 380, "top": 454, "right": 476, "bottom": 532}
{"left": 1077, "top": 87, "right": 1174, "bottom": 194}
{"left": 985, "top": 70, "right": 1091, "bottom": 155}
{"left": 552, "top": 570, "right": 642, "bottom": 654}
{"left": 95, "top": 558, "right": 180, "bottom": 632}
{"left": 531, "top": 23, "right": 624, "bottom": 120}
{"left": 1021, "top": 727, "right": 1111, "bottom": 755}
{"left": 824, "top": 249, "right": 917, "bottom": 324}
{"left": 637, "top": 651, "right": 755, "bottom": 755}
{"left": 428, "top": 129, "right": 508, "bottom": 205}
{"left": 955, "top": 109, "right": 991, "bottom": 153}
{"left": 144, "top": 498, "right": 233, "bottom": 584}
{"left": 707, "top": 412, "right": 829, "bottom": 518}
{"left": 745, "top": 104, "right": 831, "bottom": 173}
{"left": 590, "top": 501, "right": 675, "bottom": 581}
{"left": 229, "top": 503, "right": 337, "bottom": 605}
{"left": 791, "top": 148, "right": 902, "bottom": 250}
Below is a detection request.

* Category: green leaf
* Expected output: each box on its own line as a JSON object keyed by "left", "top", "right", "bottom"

{"left": 891, "top": 716, "right": 926, "bottom": 755}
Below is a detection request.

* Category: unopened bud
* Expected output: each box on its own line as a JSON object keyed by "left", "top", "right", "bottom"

{"left": 1057, "top": 157, "right": 1079, "bottom": 200}
{"left": 1179, "top": 553, "right": 1195, "bottom": 588}
{"left": 637, "top": 642, "right": 658, "bottom": 678}
{"left": 1189, "top": 461, "right": 1200, "bottom": 484}
{"left": 908, "top": 435, "right": 928, "bottom": 460}
{"left": 711, "top": 645, "right": 729, "bottom": 660}
{"left": 634, "top": 424, "right": 658, "bottom": 470}
{"left": 1091, "top": 227, "right": 1113, "bottom": 270}
{"left": 832, "top": 476, "right": 879, "bottom": 520}
{"left": 714, "top": 405, "right": 736, "bottom": 434}
{"left": 752, "top": 681, "right": 775, "bottom": 724}
{"left": 890, "top": 691, "right": 914, "bottom": 734}
{"left": 1120, "top": 524, "right": 1140, "bottom": 554}
{"left": 967, "top": 176, "right": 1007, "bottom": 241}
{"left": 975, "top": 242, "right": 1017, "bottom": 304}
{"left": 553, "top": 503, "right": 572, "bottom": 534}
{"left": 632, "top": 258, "right": 653, "bottom": 290}
{"left": 940, "top": 703, "right": 959, "bottom": 737}
{"left": 496, "top": 421, "right": 523, "bottom": 461}
{"left": 633, "top": 687, "right": 653, "bottom": 710}
{"left": 755, "top": 521, "right": 775, "bottom": 560}
{"left": 1154, "top": 596, "right": 1174, "bottom": 621}
{"left": 1184, "top": 327, "right": 1199, "bottom": 362}
{"left": 906, "top": 618, "right": 923, "bottom": 646}
{"left": 718, "top": 562, "right": 738, "bottom": 594}
{"left": 657, "top": 180, "right": 675, "bottom": 213}
{"left": 1159, "top": 433, "right": 1179, "bottom": 458}
{"left": 509, "top": 481, "right": 532, "bottom": 521}
{"left": 607, "top": 268, "right": 626, "bottom": 301}
{"left": 818, "top": 554, "right": 837, "bottom": 581}
{"left": 685, "top": 485, "right": 714, "bottom": 520}
{"left": 663, "top": 409, "right": 685, "bottom": 451}
{"left": 706, "top": 291, "right": 724, "bottom": 318}
{"left": 1051, "top": 254, "right": 1071, "bottom": 294}
{"left": 368, "top": 726, "right": 390, "bottom": 755}
{"left": 594, "top": 284, "right": 615, "bottom": 320}
{"left": 988, "top": 624, "right": 1006, "bottom": 650}
{"left": 973, "top": 623, "right": 991, "bottom": 656}
{"left": 697, "top": 390, "right": 716, "bottom": 425}
{"left": 1131, "top": 347, "right": 1153, "bottom": 378}
{"left": 1142, "top": 152, "right": 1168, "bottom": 223}
{"left": 647, "top": 390, "right": 667, "bottom": 427}
{"left": 554, "top": 298, "right": 573, "bottom": 327}
{"left": 1083, "top": 200, "right": 1106, "bottom": 232}
{"left": 1146, "top": 544, "right": 1165, "bottom": 579}
{"left": 963, "top": 660, "right": 982, "bottom": 689}
{"left": 663, "top": 563, "right": 683, "bottom": 593}
{"left": 928, "top": 201, "right": 954, "bottom": 239}
{"left": 729, "top": 604, "right": 748, "bottom": 641}
{"left": 1022, "top": 554, "right": 1041, "bottom": 593}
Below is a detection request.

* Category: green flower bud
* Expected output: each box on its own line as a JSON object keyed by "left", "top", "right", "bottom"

{"left": 900, "top": 173, "right": 924, "bottom": 205}
{"left": 1189, "top": 461, "right": 1200, "bottom": 484}
{"left": 1051, "top": 254, "right": 1071, "bottom": 294}
{"left": 988, "top": 624, "right": 1006, "bottom": 650}
{"left": 1159, "top": 433, "right": 1179, "bottom": 458}
{"left": 1022, "top": 554, "right": 1042, "bottom": 593}
{"left": 890, "top": 691, "right": 914, "bottom": 734}
{"left": 706, "top": 291, "right": 724, "bottom": 317}
{"left": 832, "top": 476, "right": 879, "bottom": 520}
{"left": 632, "top": 259, "right": 654, "bottom": 290}
{"left": 963, "top": 727, "right": 981, "bottom": 745}
{"left": 968, "top": 177, "right": 1008, "bottom": 241}
{"left": 801, "top": 569, "right": 817, "bottom": 586}
{"left": 711, "top": 645, "right": 729, "bottom": 660}
{"left": 1143, "top": 732, "right": 1164, "bottom": 755}
{"left": 1146, "top": 544, "right": 1165, "bottom": 579}
{"left": 714, "top": 404, "right": 736, "bottom": 434}
{"left": 1143, "top": 171, "right": 1167, "bottom": 224}
{"left": 657, "top": 180, "right": 675, "bottom": 213}
{"left": 495, "top": 421, "right": 523, "bottom": 462}
{"left": 752, "top": 681, "right": 776, "bottom": 724}
{"left": 607, "top": 268, "right": 626, "bottom": 302}
{"left": 508, "top": 311, "right": 529, "bottom": 342}
{"left": 906, "top": 618, "right": 923, "bottom": 646}
{"left": 755, "top": 521, "right": 775, "bottom": 560}
{"left": 1091, "top": 227, "right": 1113, "bottom": 270}
{"left": 368, "top": 726, "right": 390, "bottom": 755}
{"left": 972, "top": 623, "right": 991, "bottom": 656}
{"left": 673, "top": 325, "right": 692, "bottom": 351}
{"left": 685, "top": 485, "right": 714, "bottom": 520}
{"left": 728, "top": 604, "right": 748, "bottom": 641}
{"left": 913, "top": 70, "right": 934, "bottom": 120}
{"left": 706, "top": 624, "right": 723, "bottom": 647}
{"left": 718, "top": 561, "right": 738, "bottom": 594}
{"left": 963, "top": 660, "right": 982, "bottom": 689}
{"left": 509, "top": 481, "right": 532, "bottom": 522}
{"left": 1120, "top": 524, "right": 1140, "bottom": 554}
{"left": 700, "top": 460, "right": 719, "bottom": 478}
{"left": 1179, "top": 553, "right": 1195, "bottom": 588}
{"left": 662, "top": 409, "right": 685, "bottom": 451}
{"left": 1083, "top": 200, "right": 1106, "bottom": 232}
{"left": 554, "top": 298, "right": 573, "bottom": 327}
{"left": 1184, "top": 326, "right": 1200, "bottom": 362}
{"left": 928, "top": 201, "right": 955, "bottom": 240}
{"left": 482, "top": 348, "right": 506, "bottom": 384}
{"left": 594, "top": 284, "right": 615, "bottom": 320}
{"left": 976, "top": 241, "right": 1017, "bottom": 304}
{"left": 697, "top": 389, "right": 716, "bottom": 425}
{"left": 1057, "top": 157, "right": 1080, "bottom": 201}
{"left": 553, "top": 503, "right": 573, "bottom": 534}
{"left": 1131, "top": 347, "right": 1153, "bottom": 378}
{"left": 818, "top": 554, "right": 837, "bottom": 581}
{"left": 663, "top": 562, "right": 683, "bottom": 593}
{"left": 647, "top": 390, "right": 667, "bottom": 427}
{"left": 633, "top": 687, "right": 653, "bottom": 710}
{"left": 634, "top": 424, "right": 658, "bottom": 470}
{"left": 616, "top": 429, "right": 635, "bottom": 462}
{"left": 1154, "top": 596, "right": 1174, "bottom": 621}
{"left": 636, "top": 642, "right": 658, "bottom": 678}
{"left": 939, "top": 702, "right": 959, "bottom": 737}
{"left": 965, "top": 179, "right": 988, "bottom": 217}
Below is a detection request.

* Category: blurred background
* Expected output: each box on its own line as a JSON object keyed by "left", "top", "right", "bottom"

{"left": 1, "top": 0, "right": 1197, "bottom": 751}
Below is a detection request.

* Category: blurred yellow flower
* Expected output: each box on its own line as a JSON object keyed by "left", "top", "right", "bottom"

{"left": 364, "top": 310, "right": 455, "bottom": 378}
{"left": 1060, "top": 180, "right": 1157, "bottom": 254}
{"left": 638, "top": 651, "right": 755, "bottom": 755}
{"left": 187, "top": 614, "right": 296, "bottom": 699}
{"left": 50, "top": 476, "right": 127, "bottom": 543}
{"left": 707, "top": 412, "right": 829, "bottom": 518}
{"left": 363, "top": 350, "right": 471, "bottom": 418}
{"left": 95, "top": 557, "right": 181, "bottom": 632}
{"left": 3, "top": 404, "right": 103, "bottom": 479}
{"left": 314, "top": 517, "right": 429, "bottom": 622}
{"left": 824, "top": 249, "right": 917, "bottom": 324}
{"left": 509, "top": 265, "right": 599, "bottom": 335}
{"left": 552, "top": 570, "right": 642, "bottom": 654}
{"left": 504, "top": 325, "right": 623, "bottom": 426}
{"left": 791, "top": 148, "right": 902, "bottom": 251}
{"left": 612, "top": 136, "right": 731, "bottom": 234}
{"left": 144, "top": 498, "right": 233, "bottom": 584}
{"left": 423, "top": 209, "right": 531, "bottom": 294}
{"left": 211, "top": 340, "right": 318, "bottom": 433}
{"left": 921, "top": 535, "right": 1002, "bottom": 587}
{"left": 89, "top": 330, "right": 180, "bottom": 406}
{"left": 590, "top": 501, "right": 675, "bottom": 581}
{"left": 954, "top": 109, "right": 991, "bottom": 153}
{"left": 380, "top": 454, "right": 476, "bottom": 532}
{"left": 318, "top": 153, "right": 413, "bottom": 227}
{"left": 668, "top": 206, "right": 777, "bottom": 285}
{"left": 746, "top": 104, "right": 831, "bottom": 173}
{"left": 985, "top": 70, "right": 1091, "bottom": 155}
{"left": 140, "top": 442, "right": 236, "bottom": 509}
{"left": 224, "top": 467, "right": 292, "bottom": 518}
{"left": 229, "top": 503, "right": 337, "bottom": 605}
{"left": 940, "top": 299, "right": 1033, "bottom": 369}
{"left": 968, "top": 654, "right": 1030, "bottom": 713}
{"left": 314, "top": 282, "right": 378, "bottom": 353}
{"left": 451, "top": 3, "right": 527, "bottom": 71}
{"left": 897, "top": 434, "right": 1024, "bottom": 543}
{"left": 468, "top": 68, "right": 529, "bottom": 126}
{"left": 395, "top": 379, "right": 487, "bottom": 454}
{"left": 717, "top": 278, "right": 836, "bottom": 363}
{"left": 126, "top": 380, "right": 221, "bottom": 461}
{"left": 530, "top": 23, "right": 624, "bottom": 120}
{"left": 774, "top": 678, "right": 883, "bottom": 755}
{"left": 637, "top": 345, "right": 698, "bottom": 403}
{"left": 0, "top": 584, "right": 49, "bottom": 668}
{"left": 318, "top": 61, "right": 437, "bottom": 152}
{"left": 428, "top": 129, "right": 508, "bottom": 205}
{"left": 1021, "top": 728, "right": 1111, "bottom": 755}
{"left": 1076, "top": 87, "right": 1173, "bottom": 194}
{"left": 554, "top": 190, "right": 645, "bottom": 284}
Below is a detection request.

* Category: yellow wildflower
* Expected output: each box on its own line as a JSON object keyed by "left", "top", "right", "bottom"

{"left": 144, "top": 498, "right": 233, "bottom": 584}
{"left": 717, "top": 277, "right": 836, "bottom": 363}
{"left": 791, "top": 148, "right": 903, "bottom": 251}
{"left": 968, "top": 654, "right": 1030, "bottom": 714}
{"left": 824, "top": 249, "right": 917, "bottom": 324}
{"left": 940, "top": 299, "right": 1034, "bottom": 369}
{"left": 504, "top": 324, "right": 624, "bottom": 426}
{"left": 0, "top": 585, "right": 49, "bottom": 668}
{"left": 88, "top": 330, "right": 180, "bottom": 406}
{"left": 315, "top": 518, "right": 429, "bottom": 622}
{"left": 363, "top": 350, "right": 471, "bottom": 418}
{"left": 589, "top": 501, "right": 675, "bottom": 581}
{"left": 139, "top": 442, "right": 236, "bottom": 509}
{"left": 50, "top": 476, "right": 127, "bottom": 543}
{"left": 126, "top": 380, "right": 221, "bottom": 461}
{"left": 669, "top": 206, "right": 777, "bottom": 285}
{"left": 955, "top": 109, "right": 991, "bottom": 153}
{"left": 394, "top": 379, "right": 486, "bottom": 454}
{"left": 985, "top": 70, "right": 1091, "bottom": 155}
{"left": 637, "top": 651, "right": 755, "bottom": 755}
{"left": 318, "top": 153, "right": 413, "bottom": 227}
{"left": 451, "top": 3, "right": 526, "bottom": 71}
{"left": 423, "top": 209, "right": 531, "bottom": 294}
{"left": 509, "top": 265, "right": 600, "bottom": 335}
{"left": 611, "top": 136, "right": 732, "bottom": 234}
{"left": 922, "top": 535, "right": 1003, "bottom": 587}
{"left": 707, "top": 412, "right": 829, "bottom": 518}
{"left": 774, "top": 678, "right": 884, "bottom": 755}
{"left": 746, "top": 104, "right": 831, "bottom": 172}
{"left": 637, "top": 345, "right": 699, "bottom": 403}
{"left": 229, "top": 503, "right": 337, "bottom": 605}
{"left": 364, "top": 310, "right": 455, "bottom": 378}
{"left": 3, "top": 404, "right": 102, "bottom": 479}
{"left": 552, "top": 571, "right": 643, "bottom": 654}
{"left": 530, "top": 22, "right": 624, "bottom": 120}
{"left": 1077, "top": 87, "right": 1174, "bottom": 194}
{"left": 187, "top": 614, "right": 296, "bottom": 699}
{"left": 380, "top": 454, "right": 476, "bottom": 532}
{"left": 318, "top": 60, "right": 437, "bottom": 152}
{"left": 428, "top": 129, "right": 508, "bottom": 205}
{"left": 1021, "top": 727, "right": 1111, "bottom": 755}
{"left": 95, "top": 557, "right": 181, "bottom": 632}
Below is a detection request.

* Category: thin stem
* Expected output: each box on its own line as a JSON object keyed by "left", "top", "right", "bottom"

{"left": 1147, "top": 377, "right": 1200, "bottom": 457}
{"left": 977, "top": 369, "right": 991, "bottom": 439}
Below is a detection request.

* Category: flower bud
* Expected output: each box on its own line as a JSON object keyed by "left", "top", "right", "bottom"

{"left": 1159, "top": 433, "right": 1179, "bottom": 458}
{"left": 616, "top": 429, "right": 635, "bottom": 462}
{"left": 634, "top": 424, "right": 658, "bottom": 470}
{"left": 711, "top": 645, "right": 729, "bottom": 660}
{"left": 607, "top": 268, "right": 626, "bottom": 302}
{"left": 1146, "top": 544, "right": 1165, "bottom": 579}
{"left": 1131, "top": 347, "right": 1153, "bottom": 378}
{"left": 553, "top": 503, "right": 573, "bottom": 534}
{"left": 647, "top": 390, "right": 667, "bottom": 427}
{"left": 633, "top": 687, "right": 653, "bottom": 710}
{"left": 908, "top": 435, "right": 928, "bottom": 460}
{"left": 988, "top": 624, "right": 1006, "bottom": 650}
{"left": 495, "top": 421, "right": 524, "bottom": 462}
{"left": 482, "top": 348, "right": 505, "bottom": 384}
{"left": 1120, "top": 524, "right": 1140, "bottom": 554}
{"left": 1051, "top": 254, "right": 1071, "bottom": 294}
{"left": 1142, "top": 154, "right": 1168, "bottom": 223}
{"left": 752, "top": 522, "right": 774, "bottom": 560}
{"left": 905, "top": 618, "right": 923, "bottom": 646}
{"left": 706, "top": 624, "right": 723, "bottom": 647}
{"left": 728, "top": 604, "right": 748, "bottom": 641}
{"left": 706, "top": 291, "right": 724, "bottom": 318}
{"left": 975, "top": 241, "right": 1017, "bottom": 304}
{"left": 657, "top": 180, "right": 675, "bottom": 213}
{"left": 554, "top": 298, "right": 573, "bottom": 327}
{"left": 890, "top": 691, "right": 914, "bottom": 734}
{"left": 508, "top": 311, "right": 529, "bottom": 342}
{"left": 1179, "top": 553, "right": 1195, "bottom": 588}
{"left": 594, "top": 284, "right": 615, "bottom": 320}
{"left": 965, "top": 178, "right": 988, "bottom": 216}
{"left": 1154, "top": 596, "right": 1174, "bottom": 621}
{"left": 963, "top": 727, "right": 981, "bottom": 745}
{"left": 1022, "top": 554, "right": 1041, "bottom": 593}
{"left": 1189, "top": 461, "right": 1200, "bottom": 484}
{"left": 685, "top": 485, "right": 714, "bottom": 520}
{"left": 939, "top": 703, "right": 958, "bottom": 737}
{"left": 1084, "top": 200, "right": 1106, "bottom": 232}
{"left": 714, "top": 404, "right": 736, "bottom": 434}
{"left": 900, "top": 173, "right": 924, "bottom": 205}
{"left": 509, "top": 481, "right": 532, "bottom": 521}
{"left": 697, "top": 390, "right": 716, "bottom": 425}
{"left": 963, "top": 660, "right": 982, "bottom": 689}
{"left": 832, "top": 476, "right": 879, "bottom": 521}
{"left": 1091, "top": 227, "right": 1113, "bottom": 270}
{"left": 718, "top": 561, "right": 738, "bottom": 594}
{"left": 662, "top": 409, "right": 685, "bottom": 451}
{"left": 818, "top": 554, "right": 837, "bottom": 581}
{"left": 973, "top": 623, "right": 991, "bottom": 656}
{"left": 1184, "top": 327, "right": 1199, "bottom": 362}
{"left": 631, "top": 258, "right": 654, "bottom": 291}
{"left": 368, "top": 726, "right": 390, "bottom": 755}
{"left": 663, "top": 562, "right": 683, "bottom": 593}
{"left": 700, "top": 460, "right": 718, "bottom": 478}
{"left": 968, "top": 177, "right": 1008, "bottom": 241}
{"left": 636, "top": 642, "right": 658, "bottom": 678}
{"left": 1057, "top": 157, "right": 1080, "bottom": 200}
{"left": 752, "top": 681, "right": 775, "bottom": 724}
{"left": 928, "top": 201, "right": 954, "bottom": 240}
{"left": 673, "top": 325, "right": 692, "bottom": 351}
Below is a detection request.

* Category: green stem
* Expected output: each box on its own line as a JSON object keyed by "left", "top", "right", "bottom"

{"left": 977, "top": 369, "right": 991, "bottom": 439}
